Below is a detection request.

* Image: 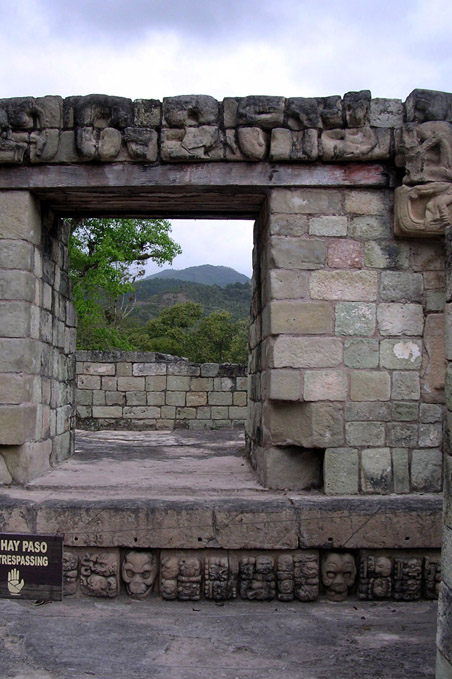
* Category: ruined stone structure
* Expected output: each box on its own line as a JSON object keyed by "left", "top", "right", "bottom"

{"left": 75, "top": 351, "right": 247, "bottom": 431}
{"left": 0, "top": 89, "right": 451, "bottom": 676}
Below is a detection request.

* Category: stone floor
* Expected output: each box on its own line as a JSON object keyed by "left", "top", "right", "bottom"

{"left": 0, "top": 597, "right": 438, "bottom": 679}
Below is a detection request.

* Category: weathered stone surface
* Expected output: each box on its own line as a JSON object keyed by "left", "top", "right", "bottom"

{"left": 0, "top": 239, "right": 34, "bottom": 270}
{"left": 269, "top": 237, "right": 326, "bottom": 269}
{"left": 161, "top": 126, "right": 223, "bottom": 161}
{"left": 265, "top": 301, "right": 332, "bottom": 335}
{"left": 392, "top": 448, "right": 410, "bottom": 494}
{"left": 349, "top": 215, "right": 391, "bottom": 240}
{"left": 377, "top": 303, "right": 424, "bottom": 336}
{"left": 123, "top": 128, "right": 158, "bottom": 161}
{"left": 256, "top": 446, "right": 323, "bottom": 490}
{"left": 0, "top": 191, "right": 41, "bottom": 244}
{"left": 268, "top": 269, "right": 309, "bottom": 299}
{"left": 361, "top": 448, "right": 392, "bottom": 494}
{"left": 286, "top": 97, "right": 323, "bottom": 129}
{"left": 237, "top": 96, "right": 285, "bottom": 129}
{"left": 133, "top": 99, "right": 161, "bottom": 127}
{"left": 422, "top": 313, "right": 446, "bottom": 403}
{"left": 268, "top": 214, "right": 308, "bottom": 237}
{"left": 344, "top": 338, "right": 379, "bottom": 368}
{"left": 335, "top": 302, "right": 376, "bottom": 336}
{"left": 345, "top": 402, "right": 391, "bottom": 421}
{"left": 395, "top": 183, "right": 452, "bottom": 237}
{"left": 411, "top": 448, "right": 443, "bottom": 492}
{"left": 270, "top": 189, "right": 342, "bottom": 215}
{"left": 304, "top": 370, "right": 347, "bottom": 401}
{"left": 0, "top": 374, "right": 33, "bottom": 404}
{"left": 344, "top": 190, "right": 389, "bottom": 215}
{"left": 370, "top": 98, "right": 403, "bottom": 128}
{"left": 418, "top": 423, "right": 443, "bottom": 448}
{"left": 324, "top": 448, "right": 359, "bottom": 495}
{"left": 327, "top": 239, "right": 362, "bottom": 269}
{"left": 266, "top": 401, "right": 344, "bottom": 448}
{"left": 0, "top": 300, "right": 31, "bottom": 337}
{"left": 272, "top": 336, "right": 343, "bottom": 369}
{"left": 420, "top": 403, "right": 443, "bottom": 423}
{"left": 365, "top": 241, "right": 410, "bottom": 269}
{"left": 270, "top": 129, "right": 318, "bottom": 161}
{"left": 1, "top": 440, "right": 51, "bottom": 484}
{"left": 391, "top": 402, "right": 419, "bottom": 421}
{"left": 0, "top": 455, "right": 12, "bottom": 484}
{"left": 238, "top": 127, "right": 267, "bottom": 160}
{"left": 380, "top": 272, "right": 424, "bottom": 303}
{"left": 0, "top": 404, "right": 37, "bottom": 445}
{"left": 380, "top": 339, "right": 423, "bottom": 370}
{"left": 405, "top": 89, "right": 452, "bottom": 123}
{"left": 386, "top": 423, "right": 418, "bottom": 447}
{"left": 344, "top": 90, "right": 371, "bottom": 127}
{"left": 412, "top": 242, "right": 445, "bottom": 271}
{"left": 310, "top": 271, "right": 378, "bottom": 301}
{"left": 350, "top": 370, "right": 390, "bottom": 401}
{"left": 309, "top": 216, "right": 347, "bottom": 237}
{"left": 163, "top": 95, "right": 218, "bottom": 127}
{"left": 346, "top": 422, "right": 385, "bottom": 446}
{"left": 267, "top": 370, "right": 302, "bottom": 401}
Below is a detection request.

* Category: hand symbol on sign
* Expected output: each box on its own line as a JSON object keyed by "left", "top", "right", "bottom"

{"left": 7, "top": 568, "right": 24, "bottom": 596}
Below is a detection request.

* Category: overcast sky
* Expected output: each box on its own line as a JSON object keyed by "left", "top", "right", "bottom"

{"left": 1, "top": 0, "right": 451, "bottom": 277}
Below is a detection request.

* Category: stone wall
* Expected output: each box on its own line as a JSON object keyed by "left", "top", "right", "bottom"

{"left": 0, "top": 198, "right": 75, "bottom": 483}
{"left": 76, "top": 351, "right": 247, "bottom": 431}
{"left": 247, "top": 187, "right": 446, "bottom": 495}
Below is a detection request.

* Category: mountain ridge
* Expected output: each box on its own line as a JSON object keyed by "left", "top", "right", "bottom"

{"left": 145, "top": 264, "right": 250, "bottom": 287}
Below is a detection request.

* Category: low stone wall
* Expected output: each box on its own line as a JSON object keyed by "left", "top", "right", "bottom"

{"left": 76, "top": 351, "right": 248, "bottom": 431}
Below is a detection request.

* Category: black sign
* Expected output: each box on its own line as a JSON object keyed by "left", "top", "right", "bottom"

{"left": 0, "top": 533, "right": 63, "bottom": 601}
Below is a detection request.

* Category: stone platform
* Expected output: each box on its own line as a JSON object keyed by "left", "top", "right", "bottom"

{"left": 0, "top": 430, "right": 442, "bottom": 551}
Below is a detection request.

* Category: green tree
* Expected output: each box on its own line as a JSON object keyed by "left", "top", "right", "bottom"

{"left": 68, "top": 217, "right": 181, "bottom": 349}
{"left": 144, "top": 302, "right": 203, "bottom": 356}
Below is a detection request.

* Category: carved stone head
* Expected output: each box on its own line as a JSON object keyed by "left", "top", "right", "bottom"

{"left": 321, "top": 553, "right": 356, "bottom": 601}
{"left": 122, "top": 551, "right": 157, "bottom": 600}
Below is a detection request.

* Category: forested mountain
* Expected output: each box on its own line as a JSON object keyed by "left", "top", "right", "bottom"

{"left": 146, "top": 264, "right": 250, "bottom": 287}
{"left": 131, "top": 277, "right": 251, "bottom": 323}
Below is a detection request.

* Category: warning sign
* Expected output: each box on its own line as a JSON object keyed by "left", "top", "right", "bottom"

{"left": 0, "top": 533, "right": 63, "bottom": 601}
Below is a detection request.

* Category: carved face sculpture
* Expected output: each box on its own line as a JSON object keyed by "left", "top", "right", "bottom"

{"left": 372, "top": 556, "right": 392, "bottom": 600}
{"left": 255, "top": 556, "right": 273, "bottom": 576}
{"left": 63, "top": 552, "right": 79, "bottom": 595}
{"left": 179, "top": 558, "right": 201, "bottom": 579}
{"left": 122, "top": 551, "right": 157, "bottom": 600}
{"left": 321, "top": 553, "right": 356, "bottom": 601}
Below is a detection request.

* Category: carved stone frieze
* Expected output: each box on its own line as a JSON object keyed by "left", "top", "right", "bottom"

{"left": 321, "top": 553, "right": 356, "bottom": 601}
{"left": 393, "top": 556, "right": 423, "bottom": 601}
{"left": 321, "top": 127, "right": 391, "bottom": 161}
{"left": 161, "top": 126, "right": 223, "bottom": 161}
{"left": 239, "top": 555, "right": 276, "bottom": 600}
{"left": 276, "top": 551, "right": 319, "bottom": 601}
{"left": 80, "top": 549, "right": 119, "bottom": 598}
{"left": 270, "top": 128, "right": 318, "bottom": 162}
{"left": 394, "top": 183, "right": 452, "bottom": 236}
{"left": 63, "top": 549, "right": 79, "bottom": 596}
{"left": 204, "top": 555, "right": 238, "bottom": 600}
{"left": 122, "top": 550, "right": 158, "bottom": 599}
{"left": 160, "top": 553, "right": 202, "bottom": 601}
{"left": 358, "top": 552, "right": 440, "bottom": 601}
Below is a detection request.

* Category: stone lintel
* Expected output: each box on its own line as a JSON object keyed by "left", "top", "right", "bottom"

{"left": 0, "top": 495, "right": 441, "bottom": 550}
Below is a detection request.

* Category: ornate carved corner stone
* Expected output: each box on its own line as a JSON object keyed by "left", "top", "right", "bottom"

{"left": 394, "top": 183, "right": 452, "bottom": 236}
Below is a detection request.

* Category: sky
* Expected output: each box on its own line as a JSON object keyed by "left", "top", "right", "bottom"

{"left": 1, "top": 0, "right": 451, "bottom": 277}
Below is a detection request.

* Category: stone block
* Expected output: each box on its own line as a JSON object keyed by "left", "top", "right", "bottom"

{"left": 233, "top": 391, "right": 247, "bottom": 406}
{"left": 349, "top": 215, "right": 391, "bottom": 240}
{"left": 167, "top": 376, "right": 190, "bottom": 391}
{"left": 201, "top": 364, "right": 219, "bottom": 377}
{"left": 309, "top": 216, "right": 347, "bottom": 237}
{"left": 0, "top": 300, "right": 31, "bottom": 337}
{"left": 436, "top": 649, "right": 452, "bottom": 679}
{"left": 266, "top": 401, "right": 344, "bottom": 448}
{"left": 163, "top": 95, "right": 218, "bottom": 127}
{"left": 335, "top": 302, "right": 376, "bottom": 336}
{"left": 405, "top": 88, "right": 452, "bottom": 123}
{"left": 272, "top": 336, "right": 342, "bottom": 368}
{"left": 268, "top": 213, "right": 308, "bottom": 236}
{"left": 186, "top": 392, "right": 207, "bottom": 407}
{"left": 208, "top": 392, "right": 232, "bottom": 406}
{"left": 229, "top": 406, "right": 247, "bottom": 419}
{"left": 269, "top": 128, "right": 318, "bottom": 161}
{"left": 344, "top": 338, "right": 379, "bottom": 368}
{"left": 324, "top": 448, "right": 359, "bottom": 495}
{"left": 345, "top": 422, "right": 385, "bottom": 446}
{"left": 0, "top": 270, "right": 35, "bottom": 301}
{"left": 161, "top": 126, "right": 223, "bottom": 161}
{"left": 418, "top": 423, "right": 443, "bottom": 448}
{"left": 377, "top": 303, "right": 424, "bottom": 337}
{"left": 125, "top": 392, "right": 146, "bottom": 406}
{"left": 425, "top": 271, "right": 445, "bottom": 290}
{"left": 426, "top": 290, "right": 445, "bottom": 312}
{"left": 0, "top": 239, "right": 34, "bottom": 270}
{"left": 327, "top": 240, "right": 363, "bottom": 269}
{"left": 101, "top": 377, "right": 117, "bottom": 391}
{"left": 380, "top": 339, "right": 422, "bottom": 369}
{"left": 411, "top": 448, "right": 443, "bottom": 492}
{"left": 386, "top": 423, "right": 418, "bottom": 447}
{"left": 392, "top": 371, "right": 420, "bottom": 400}
{"left": 412, "top": 242, "right": 445, "bottom": 271}
{"left": 0, "top": 191, "right": 41, "bottom": 244}
{"left": 370, "top": 98, "right": 403, "bottom": 127}
{"left": 345, "top": 402, "right": 391, "bottom": 421}
{"left": 0, "top": 455, "right": 12, "bottom": 484}
{"left": 392, "top": 402, "right": 419, "bottom": 421}
{"left": 77, "top": 375, "right": 101, "bottom": 390}
{"left": 265, "top": 301, "right": 332, "bottom": 335}
{"left": 392, "top": 448, "right": 410, "bottom": 493}
{"left": 116, "top": 362, "right": 132, "bottom": 376}
{"left": 175, "top": 407, "right": 196, "bottom": 420}
{"left": 422, "top": 313, "right": 446, "bottom": 403}
{"left": 344, "top": 190, "right": 389, "bottom": 215}
{"left": 267, "top": 369, "right": 302, "bottom": 401}
{"left": 145, "top": 375, "right": 167, "bottom": 391}
{"left": 237, "top": 95, "right": 285, "bottom": 129}
{"left": 310, "top": 271, "right": 378, "bottom": 301}
{"left": 211, "top": 406, "right": 228, "bottom": 419}
{"left": 304, "top": 370, "right": 347, "bottom": 401}
{"left": 237, "top": 127, "right": 267, "bottom": 160}
{"left": 350, "top": 370, "right": 390, "bottom": 401}
{"left": 361, "top": 448, "right": 392, "bottom": 494}
{"left": 257, "top": 446, "right": 323, "bottom": 490}
{"left": 133, "top": 99, "right": 161, "bottom": 127}
{"left": 1, "top": 439, "right": 51, "bottom": 484}
{"left": 0, "top": 374, "right": 33, "bottom": 404}
{"left": 106, "top": 392, "right": 126, "bottom": 406}
{"left": 123, "top": 406, "right": 160, "bottom": 419}
{"left": 117, "top": 376, "right": 145, "bottom": 391}
{"left": 166, "top": 391, "right": 186, "bottom": 407}
{"left": 92, "top": 390, "right": 105, "bottom": 405}
{"left": 213, "top": 377, "right": 234, "bottom": 392}
{"left": 270, "top": 189, "right": 342, "bottom": 215}
{"left": 161, "top": 405, "right": 176, "bottom": 419}
{"left": 0, "top": 404, "right": 37, "bottom": 444}
{"left": 364, "top": 241, "right": 410, "bottom": 269}
{"left": 191, "top": 377, "right": 213, "bottom": 391}
{"left": 268, "top": 269, "right": 309, "bottom": 299}
{"left": 420, "top": 404, "right": 443, "bottom": 423}
{"left": 84, "top": 362, "right": 115, "bottom": 376}
{"left": 380, "top": 272, "right": 424, "bottom": 303}
{"left": 147, "top": 392, "right": 165, "bottom": 407}
{"left": 269, "top": 237, "right": 326, "bottom": 269}
{"left": 92, "top": 406, "right": 122, "bottom": 418}
{"left": 132, "top": 362, "right": 164, "bottom": 376}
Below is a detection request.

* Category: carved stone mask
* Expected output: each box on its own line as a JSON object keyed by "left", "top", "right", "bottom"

{"left": 122, "top": 551, "right": 157, "bottom": 600}
{"left": 321, "top": 553, "right": 356, "bottom": 601}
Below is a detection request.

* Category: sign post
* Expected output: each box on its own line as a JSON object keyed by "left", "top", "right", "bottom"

{"left": 0, "top": 534, "right": 63, "bottom": 601}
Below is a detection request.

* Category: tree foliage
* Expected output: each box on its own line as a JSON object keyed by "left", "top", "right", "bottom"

{"left": 68, "top": 217, "right": 181, "bottom": 349}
